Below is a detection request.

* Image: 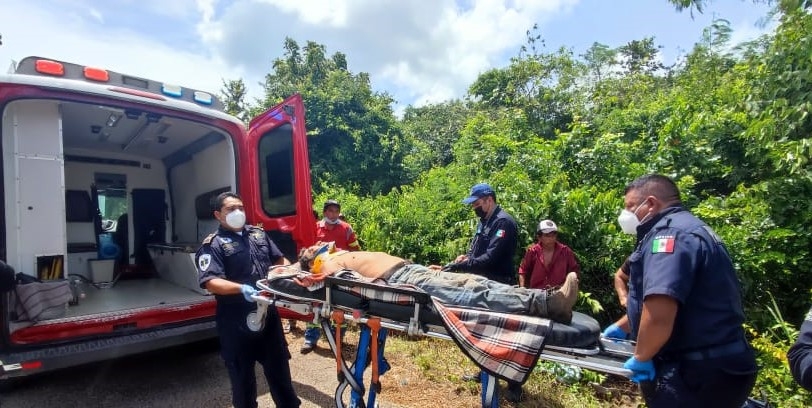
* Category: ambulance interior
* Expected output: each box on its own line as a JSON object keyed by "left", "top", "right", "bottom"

{"left": 2, "top": 98, "right": 238, "bottom": 332}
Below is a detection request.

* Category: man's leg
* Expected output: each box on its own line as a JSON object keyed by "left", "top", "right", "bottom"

{"left": 390, "top": 266, "right": 578, "bottom": 322}
{"left": 505, "top": 380, "right": 524, "bottom": 403}
{"left": 301, "top": 324, "right": 321, "bottom": 353}
{"left": 217, "top": 319, "right": 259, "bottom": 408}
{"left": 259, "top": 308, "right": 301, "bottom": 407}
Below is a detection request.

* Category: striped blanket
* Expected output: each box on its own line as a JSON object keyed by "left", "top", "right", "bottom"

{"left": 12, "top": 280, "right": 72, "bottom": 322}
{"left": 432, "top": 300, "right": 551, "bottom": 383}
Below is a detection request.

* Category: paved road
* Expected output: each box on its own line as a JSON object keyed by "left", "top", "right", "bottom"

{"left": 0, "top": 333, "right": 382, "bottom": 408}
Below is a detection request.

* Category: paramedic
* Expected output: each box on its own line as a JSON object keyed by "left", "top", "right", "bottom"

{"left": 301, "top": 199, "right": 361, "bottom": 354}
{"left": 196, "top": 192, "right": 300, "bottom": 408}
{"left": 294, "top": 243, "right": 579, "bottom": 323}
{"left": 788, "top": 305, "right": 812, "bottom": 391}
{"left": 438, "top": 183, "right": 518, "bottom": 285}
{"left": 618, "top": 174, "right": 757, "bottom": 407}
{"left": 437, "top": 183, "right": 522, "bottom": 401}
{"left": 518, "top": 219, "right": 580, "bottom": 289}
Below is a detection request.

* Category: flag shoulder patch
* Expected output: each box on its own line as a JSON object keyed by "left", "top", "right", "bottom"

{"left": 651, "top": 236, "right": 675, "bottom": 253}
{"left": 495, "top": 229, "right": 505, "bottom": 238}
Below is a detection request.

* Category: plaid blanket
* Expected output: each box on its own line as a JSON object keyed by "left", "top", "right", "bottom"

{"left": 432, "top": 300, "right": 552, "bottom": 383}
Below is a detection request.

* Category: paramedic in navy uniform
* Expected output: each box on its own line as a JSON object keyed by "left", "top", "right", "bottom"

{"left": 788, "top": 305, "right": 812, "bottom": 391}
{"left": 196, "top": 192, "right": 300, "bottom": 408}
{"left": 618, "top": 174, "right": 757, "bottom": 407}
{"left": 440, "top": 183, "right": 519, "bottom": 285}
{"left": 440, "top": 183, "right": 523, "bottom": 402}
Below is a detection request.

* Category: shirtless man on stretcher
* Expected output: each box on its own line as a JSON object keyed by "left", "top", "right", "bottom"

{"left": 293, "top": 242, "right": 580, "bottom": 324}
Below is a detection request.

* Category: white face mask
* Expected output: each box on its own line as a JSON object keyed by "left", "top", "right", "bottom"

{"left": 225, "top": 209, "right": 246, "bottom": 230}
{"left": 617, "top": 200, "right": 647, "bottom": 235}
{"left": 322, "top": 217, "right": 341, "bottom": 225}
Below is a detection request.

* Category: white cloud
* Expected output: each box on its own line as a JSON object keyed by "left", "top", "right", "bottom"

{"left": 0, "top": 1, "right": 240, "bottom": 97}
{"left": 1, "top": 0, "right": 771, "bottom": 116}
{"left": 88, "top": 7, "right": 104, "bottom": 24}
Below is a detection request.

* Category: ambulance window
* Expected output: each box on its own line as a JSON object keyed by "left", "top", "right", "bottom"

{"left": 257, "top": 125, "right": 295, "bottom": 216}
{"left": 95, "top": 173, "right": 128, "bottom": 232}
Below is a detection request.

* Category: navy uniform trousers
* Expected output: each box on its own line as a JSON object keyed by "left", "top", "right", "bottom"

{"left": 217, "top": 302, "right": 300, "bottom": 408}
{"left": 644, "top": 349, "right": 757, "bottom": 408}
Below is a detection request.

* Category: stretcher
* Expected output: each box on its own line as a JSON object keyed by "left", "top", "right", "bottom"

{"left": 250, "top": 267, "right": 634, "bottom": 408}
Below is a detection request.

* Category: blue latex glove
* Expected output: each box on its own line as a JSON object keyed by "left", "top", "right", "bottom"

{"left": 602, "top": 323, "right": 629, "bottom": 340}
{"left": 623, "top": 356, "right": 655, "bottom": 383}
{"left": 240, "top": 284, "right": 258, "bottom": 302}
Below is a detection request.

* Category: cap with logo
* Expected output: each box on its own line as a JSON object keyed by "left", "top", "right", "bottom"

{"left": 462, "top": 183, "right": 496, "bottom": 205}
{"left": 537, "top": 219, "right": 558, "bottom": 234}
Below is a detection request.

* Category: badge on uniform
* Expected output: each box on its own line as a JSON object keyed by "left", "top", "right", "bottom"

{"left": 652, "top": 236, "right": 675, "bottom": 253}
{"left": 495, "top": 229, "right": 505, "bottom": 238}
{"left": 198, "top": 254, "right": 211, "bottom": 271}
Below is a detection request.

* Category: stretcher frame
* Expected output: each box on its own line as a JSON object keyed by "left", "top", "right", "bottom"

{"left": 250, "top": 270, "right": 633, "bottom": 408}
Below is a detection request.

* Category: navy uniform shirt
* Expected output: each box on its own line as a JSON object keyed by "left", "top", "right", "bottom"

{"left": 626, "top": 206, "right": 747, "bottom": 355}
{"left": 788, "top": 306, "right": 812, "bottom": 391}
{"left": 458, "top": 205, "right": 518, "bottom": 285}
{"left": 196, "top": 225, "right": 285, "bottom": 305}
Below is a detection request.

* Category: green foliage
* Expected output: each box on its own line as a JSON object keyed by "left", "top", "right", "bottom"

{"left": 745, "top": 295, "right": 812, "bottom": 407}
{"left": 254, "top": 38, "right": 407, "bottom": 196}
{"left": 227, "top": 4, "right": 812, "bottom": 404}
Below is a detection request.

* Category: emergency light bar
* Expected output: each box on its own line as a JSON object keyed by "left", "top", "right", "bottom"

{"left": 15, "top": 56, "right": 225, "bottom": 111}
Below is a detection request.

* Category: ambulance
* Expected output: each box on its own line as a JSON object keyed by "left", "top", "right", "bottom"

{"left": 0, "top": 56, "right": 316, "bottom": 382}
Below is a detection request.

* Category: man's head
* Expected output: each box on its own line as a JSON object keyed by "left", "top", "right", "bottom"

{"left": 462, "top": 183, "right": 497, "bottom": 219}
{"left": 536, "top": 219, "right": 558, "bottom": 244}
{"left": 213, "top": 192, "right": 245, "bottom": 232}
{"left": 323, "top": 199, "right": 341, "bottom": 224}
{"left": 619, "top": 175, "right": 681, "bottom": 233}
{"left": 297, "top": 242, "right": 334, "bottom": 273}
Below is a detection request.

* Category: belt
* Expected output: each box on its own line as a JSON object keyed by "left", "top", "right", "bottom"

{"left": 676, "top": 339, "right": 749, "bottom": 361}
{"left": 380, "top": 260, "right": 409, "bottom": 280}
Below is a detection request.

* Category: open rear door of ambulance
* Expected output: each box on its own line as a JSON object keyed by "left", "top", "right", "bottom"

{"left": 242, "top": 93, "right": 316, "bottom": 261}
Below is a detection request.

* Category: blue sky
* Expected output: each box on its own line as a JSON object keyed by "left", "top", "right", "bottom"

{"left": 0, "top": 0, "right": 774, "bottom": 114}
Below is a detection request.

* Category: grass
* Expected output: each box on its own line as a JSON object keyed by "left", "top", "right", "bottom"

{"left": 372, "top": 332, "right": 643, "bottom": 408}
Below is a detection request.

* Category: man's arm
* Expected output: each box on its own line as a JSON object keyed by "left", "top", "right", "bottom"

{"left": 633, "top": 294, "right": 677, "bottom": 361}
{"left": 614, "top": 266, "right": 630, "bottom": 308}
{"left": 518, "top": 245, "right": 537, "bottom": 288}
{"left": 204, "top": 277, "right": 245, "bottom": 295}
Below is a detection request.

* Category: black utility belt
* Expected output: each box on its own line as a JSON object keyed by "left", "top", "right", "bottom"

{"left": 663, "top": 339, "right": 748, "bottom": 361}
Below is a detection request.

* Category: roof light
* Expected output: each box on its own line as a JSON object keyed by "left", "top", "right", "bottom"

{"left": 84, "top": 66, "right": 109, "bottom": 82}
{"left": 162, "top": 84, "right": 182, "bottom": 98}
{"left": 34, "top": 59, "right": 64, "bottom": 76}
{"left": 193, "top": 91, "right": 213, "bottom": 105}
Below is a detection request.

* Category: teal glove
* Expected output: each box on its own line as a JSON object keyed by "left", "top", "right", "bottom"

{"left": 240, "top": 284, "right": 258, "bottom": 302}
{"left": 602, "top": 323, "right": 629, "bottom": 340}
{"left": 623, "top": 356, "right": 655, "bottom": 383}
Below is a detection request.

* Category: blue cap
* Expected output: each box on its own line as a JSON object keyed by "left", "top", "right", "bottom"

{"left": 462, "top": 183, "right": 495, "bottom": 204}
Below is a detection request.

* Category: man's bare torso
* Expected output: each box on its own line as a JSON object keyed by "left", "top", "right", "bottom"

{"left": 322, "top": 251, "right": 407, "bottom": 280}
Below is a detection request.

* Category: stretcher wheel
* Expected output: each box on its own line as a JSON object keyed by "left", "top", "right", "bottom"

{"left": 246, "top": 312, "right": 264, "bottom": 331}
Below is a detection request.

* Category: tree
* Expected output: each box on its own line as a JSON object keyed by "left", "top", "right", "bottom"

{"left": 400, "top": 100, "right": 472, "bottom": 175}
{"left": 220, "top": 78, "right": 249, "bottom": 123}
{"left": 256, "top": 38, "right": 407, "bottom": 196}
